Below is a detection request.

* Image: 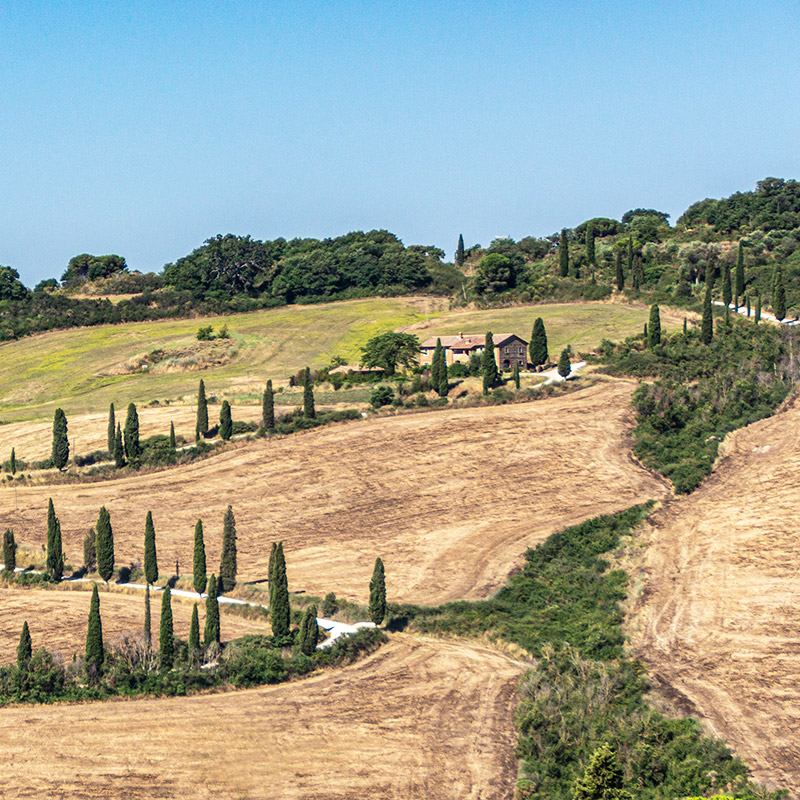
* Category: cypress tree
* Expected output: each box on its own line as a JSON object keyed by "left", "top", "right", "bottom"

{"left": 144, "top": 584, "right": 151, "bottom": 649}
{"left": 736, "top": 241, "right": 746, "bottom": 304}
{"left": 113, "top": 423, "right": 125, "bottom": 468}
{"left": 615, "top": 250, "right": 624, "bottom": 291}
{"left": 303, "top": 367, "right": 316, "bottom": 419}
{"left": 262, "top": 380, "right": 275, "bottom": 430}
{"left": 17, "top": 621, "right": 31, "bottom": 669}
{"left": 268, "top": 541, "right": 278, "bottom": 607}
{"left": 123, "top": 402, "right": 141, "bottom": 467}
{"left": 626, "top": 236, "right": 634, "bottom": 277}
{"left": 529, "top": 318, "right": 548, "bottom": 367}
{"left": 219, "top": 400, "right": 233, "bottom": 440}
{"left": 196, "top": 378, "right": 209, "bottom": 439}
{"left": 270, "top": 542, "right": 290, "bottom": 638}
{"left": 774, "top": 266, "right": 786, "bottom": 321}
{"left": 3, "top": 528, "right": 16, "bottom": 575}
{"left": 83, "top": 528, "right": 95, "bottom": 571}
{"left": 647, "top": 304, "right": 661, "bottom": 349}
{"left": 559, "top": 229, "right": 569, "bottom": 277}
{"left": 298, "top": 605, "right": 318, "bottom": 655}
{"left": 557, "top": 349, "right": 571, "bottom": 379}
{"left": 85, "top": 584, "right": 104, "bottom": 676}
{"left": 46, "top": 498, "right": 56, "bottom": 572}
{"left": 432, "top": 338, "right": 448, "bottom": 397}
{"left": 755, "top": 293, "right": 762, "bottom": 324}
{"left": 682, "top": 317, "right": 688, "bottom": 337}
{"left": 481, "top": 332, "right": 498, "bottom": 394}
{"left": 51, "top": 408, "right": 69, "bottom": 471}
{"left": 572, "top": 742, "right": 633, "bottom": 800}
{"left": 632, "top": 253, "right": 643, "bottom": 290}
{"left": 144, "top": 511, "right": 158, "bottom": 585}
{"left": 746, "top": 296, "right": 751, "bottom": 317}
{"left": 204, "top": 574, "right": 220, "bottom": 646}
{"left": 586, "top": 223, "right": 595, "bottom": 267}
{"left": 107, "top": 402, "right": 115, "bottom": 454}
{"left": 189, "top": 603, "right": 200, "bottom": 653}
{"left": 512, "top": 363, "right": 520, "bottom": 389}
{"left": 219, "top": 505, "right": 237, "bottom": 593}
{"left": 701, "top": 285, "right": 713, "bottom": 344}
{"left": 722, "top": 262, "right": 732, "bottom": 307}
{"left": 159, "top": 585, "right": 174, "bottom": 670}
{"left": 169, "top": 421, "right": 176, "bottom": 449}
{"left": 368, "top": 557, "right": 386, "bottom": 626}
{"left": 193, "top": 519, "right": 207, "bottom": 595}
{"left": 95, "top": 506, "right": 114, "bottom": 583}
{"left": 455, "top": 234, "right": 465, "bottom": 267}
{"left": 9, "top": 448, "right": 16, "bottom": 476}
{"left": 46, "top": 499, "right": 64, "bottom": 581}
{"left": 643, "top": 323, "right": 647, "bottom": 340}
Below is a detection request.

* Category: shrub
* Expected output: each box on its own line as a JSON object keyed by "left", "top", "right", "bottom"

{"left": 370, "top": 385, "right": 394, "bottom": 408}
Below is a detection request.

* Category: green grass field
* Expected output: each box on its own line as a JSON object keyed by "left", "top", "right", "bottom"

{"left": 0, "top": 296, "right": 679, "bottom": 422}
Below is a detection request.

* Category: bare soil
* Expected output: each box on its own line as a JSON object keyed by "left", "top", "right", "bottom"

{"left": 627, "top": 392, "right": 800, "bottom": 794}
{"left": 0, "top": 635, "right": 523, "bottom": 799}
{"left": 0, "top": 585, "right": 266, "bottom": 661}
{"left": 0, "top": 382, "right": 666, "bottom": 606}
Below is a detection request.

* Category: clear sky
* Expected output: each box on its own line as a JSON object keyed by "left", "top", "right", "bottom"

{"left": 1, "top": 0, "right": 798, "bottom": 285}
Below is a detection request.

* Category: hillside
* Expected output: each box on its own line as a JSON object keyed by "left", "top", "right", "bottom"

{"left": 0, "top": 382, "right": 667, "bottom": 605}
{"left": 628, "top": 392, "right": 800, "bottom": 790}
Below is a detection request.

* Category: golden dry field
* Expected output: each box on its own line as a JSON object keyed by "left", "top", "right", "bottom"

{"left": 0, "top": 381, "right": 667, "bottom": 606}
{"left": 0, "top": 635, "right": 522, "bottom": 800}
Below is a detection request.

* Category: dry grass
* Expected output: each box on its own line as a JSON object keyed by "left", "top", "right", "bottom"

{"left": 0, "top": 382, "right": 667, "bottom": 606}
{"left": 0, "top": 635, "right": 523, "bottom": 799}
{"left": 627, "top": 391, "right": 800, "bottom": 792}
{"left": 0, "top": 584, "right": 267, "bottom": 661}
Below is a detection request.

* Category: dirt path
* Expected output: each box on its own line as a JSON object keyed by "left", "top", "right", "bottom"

{"left": 0, "top": 635, "right": 523, "bottom": 799}
{"left": 0, "top": 382, "right": 667, "bottom": 606}
{"left": 628, "top": 393, "right": 800, "bottom": 794}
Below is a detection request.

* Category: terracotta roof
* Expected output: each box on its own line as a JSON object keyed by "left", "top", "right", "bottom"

{"left": 419, "top": 333, "right": 527, "bottom": 349}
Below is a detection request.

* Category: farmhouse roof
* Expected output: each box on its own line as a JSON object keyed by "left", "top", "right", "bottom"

{"left": 419, "top": 333, "right": 527, "bottom": 349}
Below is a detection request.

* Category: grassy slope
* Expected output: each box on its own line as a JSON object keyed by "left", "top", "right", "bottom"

{"left": 0, "top": 296, "right": 678, "bottom": 422}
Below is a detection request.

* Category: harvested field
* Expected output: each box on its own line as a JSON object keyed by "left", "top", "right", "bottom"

{"left": 0, "top": 381, "right": 667, "bottom": 605}
{"left": 0, "top": 635, "right": 523, "bottom": 800}
{"left": 628, "top": 392, "right": 800, "bottom": 794}
{"left": 0, "top": 585, "right": 266, "bottom": 661}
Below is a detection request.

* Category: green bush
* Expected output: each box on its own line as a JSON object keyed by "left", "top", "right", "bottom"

{"left": 370, "top": 385, "right": 394, "bottom": 408}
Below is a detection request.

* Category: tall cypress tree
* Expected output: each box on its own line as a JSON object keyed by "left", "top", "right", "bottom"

{"left": 746, "top": 296, "right": 751, "bottom": 317}
{"left": 83, "top": 528, "right": 95, "bottom": 571}
{"left": 774, "top": 266, "right": 786, "bottom": 321}
{"left": 124, "top": 402, "right": 141, "bottom": 467}
{"left": 219, "top": 505, "right": 237, "bottom": 593}
{"left": 298, "top": 605, "right": 318, "bottom": 655}
{"left": 647, "top": 304, "right": 661, "bottom": 349}
{"left": 432, "top": 338, "right": 448, "bottom": 397}
{"left": 756, "top": 293, "right": 762, "bottom": 323}
{"left": 586, "top": 223, "right": 595, "bottom": 267}
{"left": 303, "top": 367, "right": 316, "bottom": 419}
{"left": 455, "top": 234, "right": 465, "bottom": 267}
{"left": 9, "top": 448, "right": 15, "bottom": 476}
{"left": 46, "top": 499, "right": 64, "bottom": 581}
{"left": 615, "top": 250, "right": 624, "bottom": 291}
{"left": 701, "top": 285, "right": 713, "bottom": 344}
{"left": 219, "top": 400, "right": 233, "bottom": 440}
{"left": 95, "top": 506, "right": 115, "bottom": 583}
{"left": 632, "top": 254, "right": 643, "bottom": 290}
{"left": 3, "top": 528, "right": 16, "bottom": 575}
{"left": 722, "top": 262, "right": 732, "bottom": 307}
{"left": 196, "top": 379, "right": 209, "bottom": 439}
{"left": 558, "top": 229, "right": 569, "bottom": 277}
{"left": 144, "top": 511, "right": 158, "bottom": 585}
{"left": 481, "top": 332, "right": 498, "bottom": 394}
{"left": 529, "top": 318, "right": 548, "bottom": 367}
{"left": 368, "top": 557, "right": 386, "bottom": 625}
{"left": 512, "top": 363, "right": 520, "bottom": 389}
{"left": 735, "top": 242, "right": 745, "bottom": 308}
{"left": 626, "top": 236, "right": 634, "bottom": 277}
{"left": 17, "top": 621, "right": 31, "bottom": 669}
{"left": 85, "top": 584, "right": 104, "bottom": 677}
{"left": 113, "top": 423, "right": 125, "bottom": 468}
{"left": 169, "top": 421, "right": 177, "bottom": 450}
{"left": 107, "top": 403, "right": 115, "bottom": 454}
{"left": 204, "top": 574, "right": 220, "bottom": 646}
{"left": 557, "top": 349, "right": 571, "bottom": 379}
{"left": 193, "top": 519, "right": 207, "bottom": 595}
{"left": 270, "top": 542, "right": 290, "bottom": 638}
{"left": 144, "top": 584, "right": 152, "bottom": 649}
{"left": 262, "top": 379, "right": 275, "bottom": 430}
{"left": 159, "top": 585, "right": 174, "bottom": 670}
{"left": 268, "top": 541, "right": 278, "bottom": 607}
{"left": 51, "top": 408, "right": 69, "bottom": 471}
{"left": 46, "top": 498, "right": 57, "bottom": 574}
{"left": 189, "top": 603, "right": 200, "bottom": 654}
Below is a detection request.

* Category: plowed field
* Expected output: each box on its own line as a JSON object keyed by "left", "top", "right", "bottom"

{"left": 628, "top": 393, "right": 800, "bottom": 793}
{"left": 0, "top": 382, "right": 666, "bottom": 606}
{"left": 0, "top": 635, "right": 522, "bottom": 800}
{"left": 0, "top": 585, "right": 266, "bottom": 660}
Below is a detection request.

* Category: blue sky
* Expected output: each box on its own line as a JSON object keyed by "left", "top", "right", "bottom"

{"left": 1, "top": 0, "right": 798, "bottom": 284}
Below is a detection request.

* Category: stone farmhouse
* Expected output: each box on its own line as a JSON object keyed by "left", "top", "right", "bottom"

{"left": 419, "top": 333, "right": 528, "bottom": 370}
